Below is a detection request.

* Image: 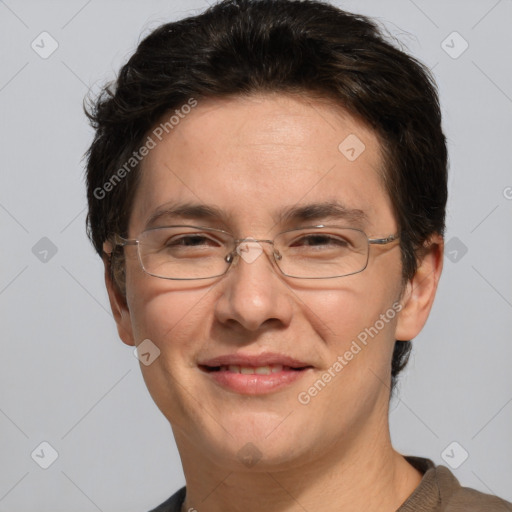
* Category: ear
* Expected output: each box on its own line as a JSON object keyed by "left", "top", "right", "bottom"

{"left": 102, "top": 244, "right": 135, "bottom": 347}
{"left": 395, "top": 234, "right": 444, "bottom": 341}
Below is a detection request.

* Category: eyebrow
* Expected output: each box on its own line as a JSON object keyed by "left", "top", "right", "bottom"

{"left": 144, "top": 202, "right": 228, "bottom": 229}
{"left": 144, "top": 200, "right": 368, "bottom": 230}
{"left": 276, "top": 201, "right": 368, "bottom": 227}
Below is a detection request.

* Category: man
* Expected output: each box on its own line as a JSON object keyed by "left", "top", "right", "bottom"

{"left": 85, "top": 0, "right": 512, "bottom": 510}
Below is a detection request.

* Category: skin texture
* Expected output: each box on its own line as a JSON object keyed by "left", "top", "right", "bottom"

{"left": 104, "top": 93, "right": 443, "bottom": 512}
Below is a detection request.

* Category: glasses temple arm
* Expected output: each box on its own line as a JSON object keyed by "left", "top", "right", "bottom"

{"left": 368, "top": 234, "right": 400, "bottom": 245}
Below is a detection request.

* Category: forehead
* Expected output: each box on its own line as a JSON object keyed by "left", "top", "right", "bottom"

{"left": 129, "top": 93, "right": 395, "bottom": 235}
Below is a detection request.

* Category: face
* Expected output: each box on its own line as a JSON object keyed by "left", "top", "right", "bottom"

{"left": 108, "top": 93, "right": 434, "bottom": 472}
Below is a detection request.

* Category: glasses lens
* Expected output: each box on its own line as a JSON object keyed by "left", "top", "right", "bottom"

{"left": 138, "top": 226, "right": 233, "bottom": 279}
{"left": 275, "top": 227, "right": 369, "bottom": 278}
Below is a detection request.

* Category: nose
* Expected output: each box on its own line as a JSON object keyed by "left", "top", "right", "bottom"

{"left": 214, "top": 239, "right": 293, "bottom": 332}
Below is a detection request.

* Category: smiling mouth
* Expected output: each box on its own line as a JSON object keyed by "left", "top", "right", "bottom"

{"left": 200, "top": 364, "right": 311, "bottom": 375}
{"left": 199, "top": 363, "right": 313, "bottom": 395}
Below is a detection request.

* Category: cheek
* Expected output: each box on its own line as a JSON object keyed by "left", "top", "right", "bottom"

{"left": 128, "top": 285, "right": 211, "bottom": 351}
{"left": 297, "top": 286, "right": 400, "bottom": 416}
{"left": 125, "top": 282, "right": 217, "bottom": 425}
{"left": 123, "top": 256, "right": 214, "bottom": 366}
{"left": 297, "top": 259, "right": 402, "bottom": 389}
{"left": 300, "top": 274, "right": 400, "bottom": 346}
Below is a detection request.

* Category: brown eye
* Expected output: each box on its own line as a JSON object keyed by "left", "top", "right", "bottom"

{"left": 291, "top": 234, "right": 350, "bottom": 248}
{"left": 165, "top": 235, "right": 220, "bottom": 247}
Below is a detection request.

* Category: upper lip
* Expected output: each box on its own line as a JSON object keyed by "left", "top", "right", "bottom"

{"left": 199, "top": 352, "right": 312, "bottom": 368}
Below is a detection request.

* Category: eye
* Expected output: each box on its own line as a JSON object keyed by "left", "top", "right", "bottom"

{"left": 290, "top": 234, "right": 350, "bottom": 248}
{"left": 165, "top": 234, "right": 220, "bottom": 247}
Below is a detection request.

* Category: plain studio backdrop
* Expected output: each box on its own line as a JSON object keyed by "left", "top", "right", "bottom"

{"left": 1, "top": 1, "right": 511, "bottom": 510}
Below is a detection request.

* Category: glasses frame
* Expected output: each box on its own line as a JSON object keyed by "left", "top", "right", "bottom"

{"left": 109, "top": 224, "right": 400, "bottom": 280}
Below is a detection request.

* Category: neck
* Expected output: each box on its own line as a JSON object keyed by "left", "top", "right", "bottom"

{"left": 173, "top": 417, "right": 422, "bottom": 512}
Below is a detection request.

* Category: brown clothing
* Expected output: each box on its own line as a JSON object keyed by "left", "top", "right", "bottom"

{"left": 397, "top": 456, "right": 512, "bottom": 511}
{"left": 149, "top": 456, "right": 512, "bottom": 511}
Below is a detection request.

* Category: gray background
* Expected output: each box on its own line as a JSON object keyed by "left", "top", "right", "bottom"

{"left": 1, "top": 0, "right": 511, "bottom": 510}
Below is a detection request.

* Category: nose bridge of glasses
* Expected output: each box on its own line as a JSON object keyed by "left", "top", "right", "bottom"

{"left": 226, "top": 237, "right": 281, "bottom": 266}
{"left": 234, "top": 237, "right": 274, "bottom": 245}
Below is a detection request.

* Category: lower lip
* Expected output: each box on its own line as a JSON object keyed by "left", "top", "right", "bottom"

{"left": 202, "top": 368, "right": 311, "bottom": 395}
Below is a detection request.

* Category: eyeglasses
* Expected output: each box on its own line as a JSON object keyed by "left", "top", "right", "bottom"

{"left": 108, "top": 224, "right": 399, "bottom": 280}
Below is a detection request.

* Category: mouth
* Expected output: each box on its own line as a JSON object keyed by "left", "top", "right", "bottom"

{"left": 198, "top": 354, "right": 314, "bottom": 395}
{"left": 200, "top": 364, "right": 310, "bottom": 374}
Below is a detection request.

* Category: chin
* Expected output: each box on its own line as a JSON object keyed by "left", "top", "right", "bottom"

{"left": 177, "top": 408, "right": 322, "bottom": 471}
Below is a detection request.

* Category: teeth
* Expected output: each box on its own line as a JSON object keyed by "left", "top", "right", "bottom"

{"left": 220, "top": 364, "right": 286, "bottom": 374}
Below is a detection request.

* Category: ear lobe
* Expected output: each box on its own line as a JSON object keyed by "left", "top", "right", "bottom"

{"left": 395, "top": 235, "right": 444, "bottom": 342}
{"left": 103, "top": 255, "right": 135, "bottom": 347}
